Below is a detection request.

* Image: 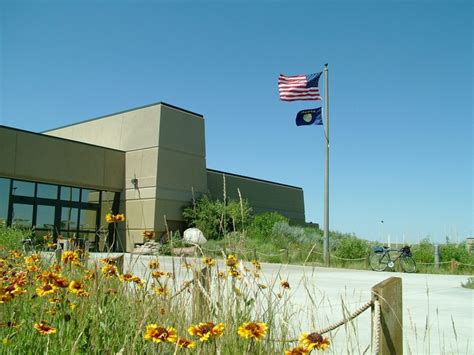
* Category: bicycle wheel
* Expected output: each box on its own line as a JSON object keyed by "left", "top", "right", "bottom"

{"left": 369, "top": 253, "right": 389, "bottom": 271}
{"left": 400, "top": 255, "right": 416, "bottom": 273}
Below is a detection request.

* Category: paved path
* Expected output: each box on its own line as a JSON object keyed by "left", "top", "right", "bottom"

{"left": 91, "top": 253, "right": 473, "bottom": 354}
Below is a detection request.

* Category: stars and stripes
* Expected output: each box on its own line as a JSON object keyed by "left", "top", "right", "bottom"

{"left": 278, "top": 72, "right": 322, "bottom": 101}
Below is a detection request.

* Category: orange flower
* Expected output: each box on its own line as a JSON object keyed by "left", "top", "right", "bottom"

{"left": 119, "top": 273, "right": 134, "bottom": 282}
{"left": 151, "top": 271, "right": 166, "bottom": 279}
{"left": 299, "top": 332, "right": 330, "bottom": 351}
{"left": 143, "top": 230, "right": 155, "bottom": 240}
{"left": 34, "top": 322, "right": 56, "bottom": 335}
{"left": 99, "top": 257, "right": 117, "bottom": 265}
{"left": 51, "top": 274, "right": 69, "bottom": 288}
{"left": 101, "top": 264, "right": 118, "bottom": 278}
{"left": 188, "top": 322, "right": 225, "bottom": 341}
{"left": 285, "top": 346, "right": 311, "bottom": 355}
{"left": 176, "top": 338, "right": 196, "bottom": 349}
{"left": 237, "top": 322, "right": 268, "bottom": 341}
{"left": 144, "top": 324, "right": 177, "bottom": 343}
{"left": 61, "top": 251, "right": 80, "bottom": 265}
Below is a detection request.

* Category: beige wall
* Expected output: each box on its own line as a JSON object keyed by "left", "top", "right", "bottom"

{"left": 207, "top": 170, "right": 306, "bottom": 223}
{"left": 45, "top": 103, "right": 207, "bottom": 251}
{"left": 0, "top": 126, "right": 124, "bottom": 192}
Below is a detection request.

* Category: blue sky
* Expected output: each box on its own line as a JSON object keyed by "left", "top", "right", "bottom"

{"left": 1, "top": 0, "right": 472, "bottom": 243}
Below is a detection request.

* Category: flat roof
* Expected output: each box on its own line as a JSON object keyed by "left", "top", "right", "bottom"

{"left": 0, "top": 125, "right": 125, "bottom": 153}
{"left": 43, "top": 101, "right": 204, "bottom": 133}
{"left": 207, "top": 168, "right": 302, "bottom": 190}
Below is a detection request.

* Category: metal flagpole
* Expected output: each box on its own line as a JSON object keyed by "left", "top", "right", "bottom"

{"left": 323, "top": 63, "right": 330, "bottom": 266}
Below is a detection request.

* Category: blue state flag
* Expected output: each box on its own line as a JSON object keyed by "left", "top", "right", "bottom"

{"left": 296, "top": 108, "right": 322, "bottom": 126}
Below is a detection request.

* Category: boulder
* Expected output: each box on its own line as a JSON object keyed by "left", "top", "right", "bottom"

{"left": 183, "top": 228, "right": 207, "bottom": 245}
{"left": 132, "top": 241, "right": 160, "bottom": 255}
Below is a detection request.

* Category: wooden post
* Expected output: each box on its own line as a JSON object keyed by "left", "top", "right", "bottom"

{"left": 371, "top": 277, "right": 403, "bottom": 354}
{"left": 434, "top": 244, "right": 440, "bottom": 269}
{"left": 115, "top": 254, "right": 124, "bottom": 274}
{"left": 55, "top": 248, "right": 62, "bottom": 263}
{"left": 192, "top": 267, "right": 210, "bottom": 322}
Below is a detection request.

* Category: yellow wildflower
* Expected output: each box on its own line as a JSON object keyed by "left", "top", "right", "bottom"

{"left": 237, "top": 322, "right": 268, "bottom": 341}
{"left": 36, "top": 283, "right": 58, "bottom": 297}
{"left": 148, "top": 259, "right": 160, "bottom": 269}
{"left": 188, "top": 322, "right": 225, "bottom": 342}
{"left": 299, "top": 332, "right": 330, "bottom": 351}
{"left": 202, "top": 257, "right": 216, "bottom": 267}
{"left": 285, "top": 346, "right": 311, "bottom": 355}
{"left": 34, "top": 322, "right": 57, "bottom": 335}
{"left": 226, "top": 255, "right": 238, "bottom": 267}
{"left": 68, "top": 280, "right": 89, "bottom": 296}
{"left": 176, "top": 338, "right": 196, "bottom": 348}
{"left": 144, "top": 324, "right": 177, "bottom": 343}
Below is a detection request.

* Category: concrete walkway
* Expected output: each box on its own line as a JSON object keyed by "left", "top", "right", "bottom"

{"left": 89, "top": 253, "right": 473, "bottom": 354}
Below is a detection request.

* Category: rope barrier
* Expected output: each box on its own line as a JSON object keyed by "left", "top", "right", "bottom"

{"left": 256, "top": 250, "right": 286, "bottom": 257}
{"left": 329, "top": 255, "right": 366, "bottom": 261}
{"left": 200, "top": 247, "right": 223, "bottom": 253}
{"left": 372, "top": 300, "right": 381, "bottom": 355}
{"left": 316, "top": 300, "right": 373, "bottom": 335}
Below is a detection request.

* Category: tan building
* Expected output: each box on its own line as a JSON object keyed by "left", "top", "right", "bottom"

{"left": 0, "top": 102, "right": 305, "bottom": 251}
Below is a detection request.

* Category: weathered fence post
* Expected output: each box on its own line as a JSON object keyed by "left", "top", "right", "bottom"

{"left": 115, "top": 254, "right": 124, "bottom": 274}
{"left": 371, "top": 277, "right": 403, "bottom": 354}
{"left": 192, "top": 266, "right": 210, "bottom": 322}
{"left": 434, "top": 244, "right": 440, "bottom": 269}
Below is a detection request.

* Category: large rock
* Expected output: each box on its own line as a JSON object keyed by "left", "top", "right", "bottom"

{"left": 183, "top": 228, "right": 207, "bottom": 245}
{"left": 132, "top": 241, "right": 160, "bottom": 255}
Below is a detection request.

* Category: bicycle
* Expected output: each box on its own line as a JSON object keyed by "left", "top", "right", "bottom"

{"left": 369, "top": 245, "right": 416, "bottom": 273}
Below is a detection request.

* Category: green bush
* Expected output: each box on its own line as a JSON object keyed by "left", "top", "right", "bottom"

{"left": 440, "top": 242, "right": 473, "bottom": 264}
{"left": 182, "top": 195, "right": 252, "bottom": 240}
{"left": 0, "top": 226, "right": 31, "bottom": 251}
{"left": 411, "top": 238, "right": 435, "bottom": 264}
{"left": 332, "top": 235, "right": 370, "bottom": 260}
{"left": 248, "top": 212, "right": 288, "bottom": 242}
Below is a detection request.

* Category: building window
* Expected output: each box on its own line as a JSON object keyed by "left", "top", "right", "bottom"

{"left": 37, "top": 183, "right": 58, "bottom": 200}
{"left": 12, "top": 180, "right": 35, "bottom": 197}
{"left": 60, "top": 186, "right": 80, "bottom": 202}
{"left": 12, "top": 203, "right": 34, "bottom": 228}
{"left": 0, "top": 178, "right": 9, "bottom": 226}
{"left": 1, "top": 176, "right": 121, "bottom": 250}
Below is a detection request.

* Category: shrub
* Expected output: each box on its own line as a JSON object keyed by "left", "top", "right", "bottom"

{"left": 332, "top": 235, "right": 370, "bottom": 260}
{"left": 440, "top": 242, "right": 472, "bottom": 264}
{"left": 411, "top": 238, "right": 435, "bottom": 264}
{"left": 0, "top": 226, "right": 31, "bottom": 251}
{"left": 182, "top": 195, "right": 252, "bottom": 240}
{"left": 248, "top": 212, "right": 288, "bottom": 242}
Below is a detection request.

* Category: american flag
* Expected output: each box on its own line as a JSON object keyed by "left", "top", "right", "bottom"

{"left": 278, "top": 72, "right": 322, "bottom": 101}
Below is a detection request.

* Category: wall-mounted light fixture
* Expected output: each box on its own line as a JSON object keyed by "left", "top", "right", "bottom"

{"left": 131, "top": 176, "right": 139, "bottom": 190}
